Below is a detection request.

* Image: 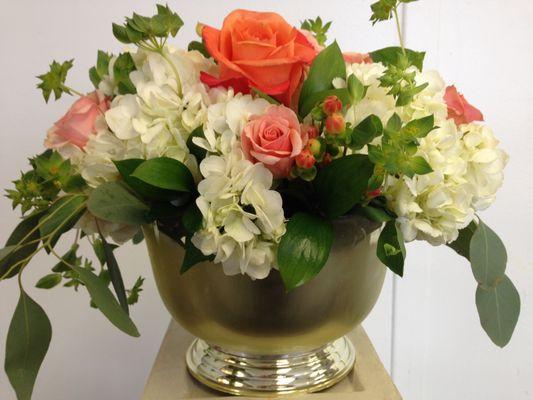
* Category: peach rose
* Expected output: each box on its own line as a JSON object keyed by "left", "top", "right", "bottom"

{"left": 444, "top": 85, "right": 484, "bottom": 125}
{"left": 242, "top": 105, "right": 308, "bottom": 178}
{"left": 343, "top": 52, "right": 373, "bottom": 64}
{"left": 201, "top": 9, "right": 317, "bottom": 106}
{"left": 45, "top": 91, "right": 109, "bottom": 149}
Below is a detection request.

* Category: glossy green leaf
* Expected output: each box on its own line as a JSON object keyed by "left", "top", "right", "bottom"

{"left": 182, "top": 202, "right": 203, "bottom": 235}
{"left": 299, "top": 42, "right": 346, "bottom": 116}
{"left": 5, "top": 289, "right": 52, "bottom": 400}
{"left": 87, "top": 182, "right": 151, "bottom": 225}
{"left": 476, "top": 275, "right": 520, "bottom": 347}
{"left": 470, "top": 220, "right": 507, "bottom": 286}
{"left": 277, "top": 213, "right": 333, "bottom": 291}
{"left": 70, "top": 263, "right": 139, "bottom": 337}
{"left": 131, "top": 157, "right": 194, "bottom": 192}
{"left": 349, "top": 115, "right": 383, "bottom": 150}
{"left": 377, "top": 220, "right": 406, "bottom": 276}
{"left": 187, "top": 40, "right": 210, "bottom": 58}
{"left": 315, "top": 155, "right": 374, "bottom": 219}
{"left": 347, "top": 74, "right": 367, "bottom": 103}
{"left": 186, "top": 127, "right": 208, "bottom": 162}
{"left": 352, "top": 205, "right": 393, "bottom": 223}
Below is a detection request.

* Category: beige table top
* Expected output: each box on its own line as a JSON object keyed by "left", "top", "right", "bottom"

{"left": 142, "top": 321, "right": 402, "bottom": 399}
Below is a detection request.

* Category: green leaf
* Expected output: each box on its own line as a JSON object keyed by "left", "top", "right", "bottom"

{"left": 352, "top": 205, "right": 393, "bottom": 223}
{"left": 51, "top": 245, "right": 80, "bottom": 273}
{"left": 186, "top": 128, "right": 208, "bottom": 162}
{"left": 402, "top": 115, "right": 435, "bottom": 139}
{"left": 36, "top": 273, "right": 62, "bottom": 289}
{"left": 39, "top": 195, "right": 87, "bottom": 251}
{"left": 181, "top": 237, "right": 212, "bottom": 274}
{"left": 315, "top": 155, "right": 374, "bottom": 219}
{"left": 182, "top": 202, "right": 203, "bottom": 235}
{"left": 70, "top": 263, "right": 139, "bottom": 337}
{"left": 131, "top": 157, "right": 194, "bottom": 192}
{"left": 377, "top": 220, "right": 406, "bottom": 276}
{"left": 299, "top": 88, "right": 351, "bottom": 120}
{"left": 112, "top": 23, "right": 131, "bottom": 44}
{"left": 299, "top": 42, "right": 346, "bottom": 116}
{"left": 87, "top": 182, "right": 151, "bottom": 225}
{"left": 405, "top": 156, "right": 432, "bottom": 177}
{"left": 370, "top": 46, "right": 426, "bottom": 70}
{"left": 36, "top": 59, "right": 74, "bottom": 102}
{"left": 470, "top": 220, "right": 507, "bottom": 286}
{"left": 370, "top": 0, "right": 397, "bottom": 24}
{"left": 277, "top": 213, "right": 333, "bottom": 291}
{"left": 99, "top": 232, "right": 129, "bottom": 314}
{"left": 347, "top": 74, "right": 367, "bottom": 103}
{"left": 447, "top": 221, "right": 477, "bottom": 260}
{"left": 127, "top": 276, "right": 145, "bottom": 305}
{"left": 132, "top": 230, "right": 144, "bottom": 245}
{"left": 5, "top": 289, "right": 52, "bottom": 400}
{"left": 1, "top": 210, "right": 46, "bottom": 279}
{"left": 113, "top": 53, "right": 136, "bottom": 95}
{"left": 300, "top": 16, "right": 332, "bottom": 46}
{"left": 476, "top": 275, "right": 520, "bottom": 347}
{"left": 114, "top": 159, "right": 180, "bottom": 201}
{"left": 349, "top": 115, "right": 383, "bottom": 150}
{"left": 187, "top": 40, "right": 210, "bottom": 58}
{"left": 251, "top": 87, "right": 281, "bottom": 105}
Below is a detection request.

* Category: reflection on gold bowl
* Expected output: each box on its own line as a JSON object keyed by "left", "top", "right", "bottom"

{"left": 143, "top": 215, "right": 386, "bottom": 396}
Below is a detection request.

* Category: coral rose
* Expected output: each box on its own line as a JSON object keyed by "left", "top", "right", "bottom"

{"left": 201, "top": 9, "right": 317, "bottom": 106}
{"left": 242, "top": 105, "right": 308, "bottom": 178}
{"left": 444, "top": 85, "right": 484, "bottom": 125}
{"left": 45, "top": 91, "right": 110, "bottom": 150}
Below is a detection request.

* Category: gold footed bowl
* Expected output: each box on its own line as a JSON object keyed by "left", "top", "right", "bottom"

{"left": 143, "top": 215, "right": 386, "bottom": 396}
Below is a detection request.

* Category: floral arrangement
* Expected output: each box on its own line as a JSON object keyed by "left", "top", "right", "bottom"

{"left": 1, "top": 2, "right": 518, "bottom": 399}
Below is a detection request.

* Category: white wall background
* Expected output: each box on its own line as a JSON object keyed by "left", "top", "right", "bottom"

{"left": 1, "top": 0, "right": 532, "bottom": 399}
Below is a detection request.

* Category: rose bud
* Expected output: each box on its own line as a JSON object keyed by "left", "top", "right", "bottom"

{"left": 302, "top": 123, "right": 320, "bottom": 139}
{"left": 325, "top": 113, "right": 345, "bottom": 135}
{"left": 295, "top": 149, "right": 316, "bottom": 169}
{"left": 323, "top": 95, "right": 342, "bottom": 115}
{"left": 307, "top": 138, "right": 321, "bottom": 156}
{"left": 322, "top": 152, "right": 333, "bottom": 166}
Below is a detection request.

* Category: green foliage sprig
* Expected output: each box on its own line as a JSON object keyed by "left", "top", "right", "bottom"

{"left": 300, "top": 16, "right": 332, "bottom": 46}
{"left": 36, "top": 60, "right": 83, "bottom": 102}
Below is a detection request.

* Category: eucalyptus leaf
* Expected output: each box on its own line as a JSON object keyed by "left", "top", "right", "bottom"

{"left": 70, "top": 263, "right": 139, "bottom": 337}
{"left": 447, "top": 221, "right": 477, "bottom": 260}
{"left": 1, "top": 210, "right": 46, "bottom": 279}
{"left": 87, "top": 182, "right": 151, "bottom": 225}
{"left": 39, "top": 195, "right": 87, "bottom": 251}
{"left": 277, "top": 213, "right": 333, "bottom": 291}
{"left": 315, "top": 154, "right": 374, "bottom": 219}
{"left": 5, "top": 289, "right": 52, "bottom": 400}
{"left": 470, "top": 220, "right": 507, "bottom": 286}
{"left": 476, "top": 275, "right": 520, "bottom": 347}
{"left": 99, "top": 233, "right": 129, "bottom": 314}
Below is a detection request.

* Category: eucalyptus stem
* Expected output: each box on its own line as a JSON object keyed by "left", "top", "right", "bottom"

{"left": 392, "top": 6, "right": 406, "bottom": 55}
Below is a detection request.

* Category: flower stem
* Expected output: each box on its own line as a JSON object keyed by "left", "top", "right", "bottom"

{"left": 61, "top": 84, "right": 84, "bottom": 97}
{"left": 393, "top": 6, "right": 406, "bottom": 55}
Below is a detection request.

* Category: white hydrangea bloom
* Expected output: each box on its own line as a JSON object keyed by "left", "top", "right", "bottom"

{"left": 399, "top": 70, "right": 448, "bottom": 122}
{"left": 192, "top": 146, "right": 285, "bottom": 279}
{"left": 384, "top": 120, "right": 475, "bottom": 245}
{"left": 460, "top": 123, "right": 508, "bottom": 210}
{"left": 193, "top": 90, "right": 270, "bottom": 155}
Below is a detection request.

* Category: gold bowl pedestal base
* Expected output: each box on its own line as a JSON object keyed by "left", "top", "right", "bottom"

{"left": 186, "top": 336, "right": 356, "bottom": 397}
